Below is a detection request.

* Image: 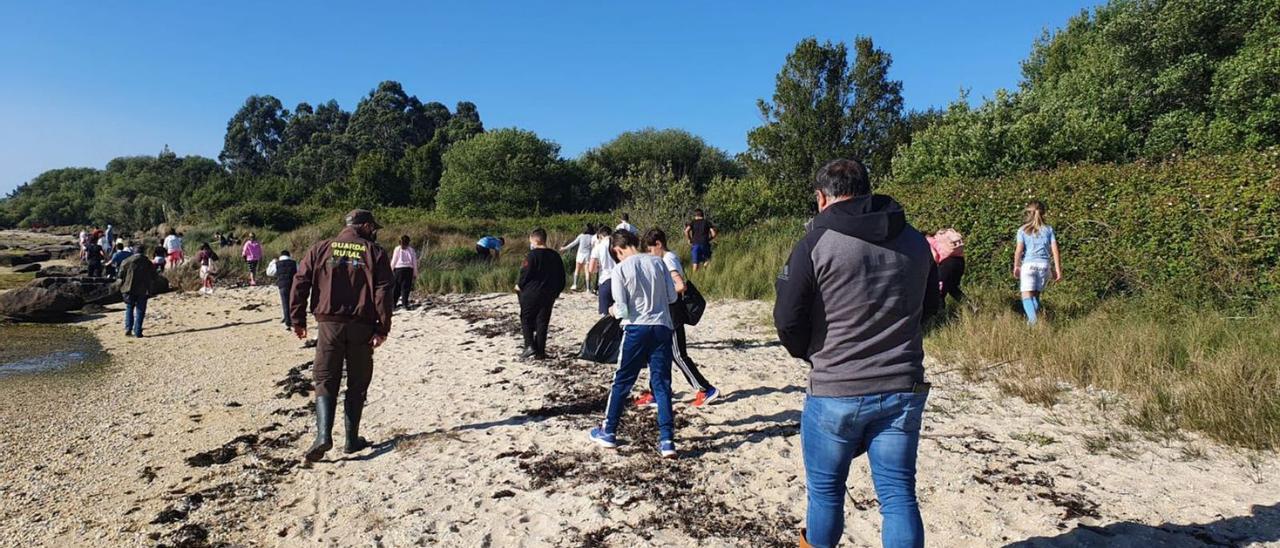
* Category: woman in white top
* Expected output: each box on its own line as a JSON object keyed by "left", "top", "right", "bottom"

{"left": 559, "top": 224, "right": 597, "bottom": 291}
{"left": 391, "top": 235, "right": 420, "bottom": 310}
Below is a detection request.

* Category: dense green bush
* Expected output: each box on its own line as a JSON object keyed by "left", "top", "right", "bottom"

{"left": 702, "top": 175, "right": 791, "bottom": 231}
{"left": 436, "top": 128, "right": 577, "bottom": 218}
{"left": 882, "top": 148, "right": 1280, "bottom": 309}
{"left": 217, "top": 203, "right": 306, "bottom": 232}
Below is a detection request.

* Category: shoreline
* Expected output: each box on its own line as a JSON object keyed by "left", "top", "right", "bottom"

{"left": 1, "top": 288, "right": 1279, "bottom": 546}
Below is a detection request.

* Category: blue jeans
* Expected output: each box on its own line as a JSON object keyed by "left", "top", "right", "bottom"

{"left": 802, "top": 391, "right": 928, "bottom": 548}
{"left": 602, "top": 324, "right": 674, "bottom": 441}
{"left": 123, "top": 294, "right": 149, "bottom": 337}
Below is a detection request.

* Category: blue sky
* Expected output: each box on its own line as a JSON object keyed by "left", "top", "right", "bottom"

{"left": 0, "top": 1, "right": 1098, "bottom": 195}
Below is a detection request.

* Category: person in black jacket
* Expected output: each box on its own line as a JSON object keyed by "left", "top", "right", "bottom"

{"left": 269, "top": 250, "right": 298, "bottom": 331}
{"left": 773, "top": 159, "right": 939, "bottom": 548}
{"left": 515, "top": 228, "right": 566, "bottom": 360}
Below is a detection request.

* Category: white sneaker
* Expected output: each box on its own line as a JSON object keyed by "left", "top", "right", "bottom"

{"left": 571, "top": 285, "right": 579, "bottom": 291}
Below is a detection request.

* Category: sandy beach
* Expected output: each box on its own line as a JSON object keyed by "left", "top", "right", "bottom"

{"left": 2, "top": 287, "right": 1280, "bottom": 547}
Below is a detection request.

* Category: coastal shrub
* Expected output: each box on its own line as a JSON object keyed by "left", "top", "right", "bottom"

{"left": 217, "top": 203, "right": 305, "bottom": 232}
{"left": 702, "top": 174, "right": 791, "bottom": 231}
{"left": 881, "top": 148, "right": 1280, "bottom": 310}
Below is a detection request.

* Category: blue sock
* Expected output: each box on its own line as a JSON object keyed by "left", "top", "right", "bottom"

{"left": 1022, "top": 298, "right": 1038, "bottom": 325}
{"left": 1032, "top": 296, "right": 1041, "bottom": 311}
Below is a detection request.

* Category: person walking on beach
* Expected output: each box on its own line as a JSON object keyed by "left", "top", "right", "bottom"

{"left": 391, "top": 235, "right": 419, "bottom": 310}
{"left": 927, "top": 228, "right": 966, "bottom": 307}
{"left": 773, "top": 159, "right": 939, "bottom": 548}
{"left": 163, "top": 229, "right": 184, "bottom": 268}
{"left": 291, "top": 209, "right": 393, "bottom": 462}
{"left": 589, "top": 230, "right": 680, "bottom": 458}
{"left": 615, "top": 213, "right": 638, "bottom": 236}
{"left": 267, "top": 250, "right": 297, "bottom": 331}
{"left": 1013, "top": 200, "right": 1062, "bottom": 325}
{"left": 589, "top": 227, "right": 617, "bottom": 315}
{"left": 475, "top": 235, "right": 504, "bottom": 260}
{"left": 152, "top": 246, "right": 167, "bottom": 273}
{"left": 85, "top": 238, "right": 106, "bottom": 277}
{"left": 633, "top": 228, "right": 720, "bottom": 408}
{"left": 107, "top": 243, "right": 132, "bottom": 279}
{"left": 118, "top": 244, "right": 158, "bottom": 338}
{"left": 78, "top": 228, "right": 89, "bottom": 262}
{"left": 516, "top": 228, "right": 566, "bottom": 360}
{"left": 684, "top": 209, "right": 717, "bottom": 272}
{"left": 242, "top": 233, "right": 263, "bottom": 286}
{"left": 197, "top": 243, "right": 219, "bottom": 295}
{"left": 559, "top": 224, "right": 596, "bottom": 291}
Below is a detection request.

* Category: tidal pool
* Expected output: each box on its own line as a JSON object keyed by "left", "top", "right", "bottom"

{"left": 0, "top": 323, "right": 107, "bottom": 378}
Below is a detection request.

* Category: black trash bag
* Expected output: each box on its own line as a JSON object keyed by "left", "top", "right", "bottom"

{"left": 678, "top": 280, "right": 707, "bottom": 326}
{"left": 579, "top": 315, "right": 623, "bottom": 363}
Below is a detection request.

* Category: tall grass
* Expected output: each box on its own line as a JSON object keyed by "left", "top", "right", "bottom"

{"left": 929, "top": 287, "right": 1280, "bottom": 448}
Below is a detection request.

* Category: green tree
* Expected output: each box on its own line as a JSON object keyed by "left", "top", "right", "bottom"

{"left": 436, "top": 128, "right": 565, "bottom": 218}
{"left": 582, "top": 128, "right": 740, "bottom": 196}
{"left": 745, "top": 37, "right": 905, "bottom": 208}
{"left": 346, "top": 81, "right": 433, "bottom": 159}
{"left": 347, "top": 151, "right": 404, "bottom": 208}
{"left": 220, "top": 95, "right": 288, "bottom": 176}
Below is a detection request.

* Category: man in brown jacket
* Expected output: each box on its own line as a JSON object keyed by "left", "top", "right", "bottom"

{"left": 291, "top": 209, "right": 394, "bottom": 462}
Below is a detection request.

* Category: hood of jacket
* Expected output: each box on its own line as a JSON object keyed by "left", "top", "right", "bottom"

{"left": 810, "top": 194, "right": 907, "bottom": 244}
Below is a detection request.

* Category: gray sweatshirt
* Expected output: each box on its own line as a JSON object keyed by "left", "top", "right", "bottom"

{"left": 611, "top": 254, "right": 678, "bottom": 329}
{"left": 773, "top": 195, "right": 940, "bottom": 397}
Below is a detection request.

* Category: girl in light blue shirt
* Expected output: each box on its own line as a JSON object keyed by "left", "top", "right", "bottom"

{"left": 1013, "top": 201, "right": 1062, "bottom": 324}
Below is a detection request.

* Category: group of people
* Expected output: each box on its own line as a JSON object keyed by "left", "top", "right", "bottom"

{"left": 204, "top": 161, "right": 1064, "bottom": 547}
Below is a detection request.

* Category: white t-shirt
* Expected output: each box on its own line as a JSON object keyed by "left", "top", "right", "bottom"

{"left": 661, "top": 251, "right": 685, "bottom": 277}
{"left": 572, "top": 234, "right": 594, "bottom": 260}
{"left": 164, "top": 234, "right": 183, "bottom": 253}
{"left": 591, "top": 239, "right": 617, "bottom": 282}
{"left": 616, "top": 222, "right": 638, "bottom": 236}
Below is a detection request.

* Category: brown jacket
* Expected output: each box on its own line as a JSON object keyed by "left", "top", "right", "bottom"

{"left": 290, "top": 226, "right": 394, "bottom": 335}
{"left": 118, "top": 253, "right": 156, "bottom": 297}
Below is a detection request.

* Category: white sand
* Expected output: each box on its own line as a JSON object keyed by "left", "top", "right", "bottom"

{"left": 2, "top": 287, "right": 1279, "bottom": 546}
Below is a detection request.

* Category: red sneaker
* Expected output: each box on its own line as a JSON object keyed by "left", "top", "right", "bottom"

{"left": 633, "top": 392, "right": 655, "bottom": 408}
{"left": 693, "top": 387, "right": 721, "bottom": 407}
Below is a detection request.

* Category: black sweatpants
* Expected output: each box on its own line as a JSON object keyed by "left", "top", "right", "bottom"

{"left": 519, "top": 292, "right": 557, "bottom": 355}
{"left": 938, "top": 256, "right": 966, "bottom": 305}
{"left": 313, "top": 321, "right": 375, "bottom": 409}
{"left": 393, "top": 267, "right": 414, "bottom": 308}
{"left": 278, "top": 285, "right": 291, "bottom": 327}
{"left": 672, "top": 323, "right": 712, "bottom": 392}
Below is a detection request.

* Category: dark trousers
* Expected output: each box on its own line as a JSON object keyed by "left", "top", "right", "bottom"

{"left": 671, "top": 323, "right": 712, "bottom": 391}
{"left": 393, "top": 267, "right": 414, "bottom": 308}
{"left": 88, "top": 263, "right": 103, "bottom": 277}
{"left": 122, "top": 294, "right": 148, "bottom": 336}
{"left": 313, "top": 322, "right": 375, "bottom": 410}
{"left": 519, "top": 292, "right": 557, "bottom": 355}
{"left": 277, "top": 285, "right": 291, "bottom": 327}
{"left": 938, "top": 256, "right": 966, "bottom": 304}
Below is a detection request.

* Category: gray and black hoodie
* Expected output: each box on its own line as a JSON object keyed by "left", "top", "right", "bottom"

{"left": 773, "top": 195, "right": 940, "bottom": 397}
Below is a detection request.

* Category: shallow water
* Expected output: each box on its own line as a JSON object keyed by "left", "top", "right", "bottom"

{"left": 0, "top": 323, "right": 107, "bottom": 378}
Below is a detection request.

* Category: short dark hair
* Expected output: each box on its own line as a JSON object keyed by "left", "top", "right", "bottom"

{"left": 498, "top": 237, "right": 506, "bottom": 244}
{"left": 596, "top": 227, "right": 613, "bottom": 238}
{"left": 115, "top": 243, "right": 124, "bottom": 251}
{"left": 530, "top": 228, "right": 547, "bottom": 243}
{"left": 693, "top": 208, "right": 704, "bottom": 217}
{"left": 621, "top": 213, "right": 630, "bottom": 222}
{"left": 400, "top": 235, "right": 410, "bottom": 246}
{"left": 643, "top": 228, "right": 668, "bottom": 249}
{"left": 281, "top": 250, "right": 291, "bottom": 257}
{"left": 814, "top": 159, "right": 871, "bottom": 198}
{"left": 610, "top": 229, "right": 639, "bottom": 251}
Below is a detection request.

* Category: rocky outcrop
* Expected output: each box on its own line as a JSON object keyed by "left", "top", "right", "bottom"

{"left": 12, "top": 263, "right": 42, "bottom": 273}
{"left": 35, "top": 265, "right": 85, "bottom": 278}
{"left": 0, "top": 251, "right": 52, "bottom": 266}
{"left": 0, "top": 286, "right": 83, "bottom": 320}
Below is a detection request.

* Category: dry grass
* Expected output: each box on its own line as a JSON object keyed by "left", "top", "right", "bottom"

{"left": 928, "top": 288, "right": 1280, "bottom": 449}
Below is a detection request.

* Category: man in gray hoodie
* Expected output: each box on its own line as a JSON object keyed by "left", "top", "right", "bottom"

{"left": 774, "top": 159, "right": 939, "bottom": 548}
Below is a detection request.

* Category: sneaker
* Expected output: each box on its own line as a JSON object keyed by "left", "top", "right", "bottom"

{"left": 657, "top": 439, "right": 677, "bottom": 459}
{"left": 124, "top": 331, "right": 133, "bottom": 338}
{"left": 634, "top": 392, "right": 656, "bottom": 408}
{"left": 249, "top": 280, "right": 257, "bottom": 287}
{"left": 693, "top": 387, "right": 720, "bottom": 407}
{"left": 570, "top": 284, "right": 579, "bottom": 291}
{"left": 284, "top": 325, "right": 294, "bottom": 332}
{"left": 588, "top": 427, "right": 617, "bottom": 449}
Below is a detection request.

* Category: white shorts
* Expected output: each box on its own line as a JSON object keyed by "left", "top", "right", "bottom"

{"left": 576, "top": 251, "right": 592, "bottom": 265}
{"left": 1020, "top": 261, "right": 1050, "bottom": 292}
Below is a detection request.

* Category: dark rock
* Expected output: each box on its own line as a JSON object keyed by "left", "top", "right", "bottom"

{"left": 0, "top": 251, "right": 52, "bottom": 266}
{"left": 0, "top": 287, "right": 82, "bottom": 320}
{"left": 11, "top": 263, "right": 41, "bottom": 273}
{"left": 30, "top": 276, "right": 120, "bottom": 306}
{"left": 35, "top": 265, "right": 84, "bottom": 278}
